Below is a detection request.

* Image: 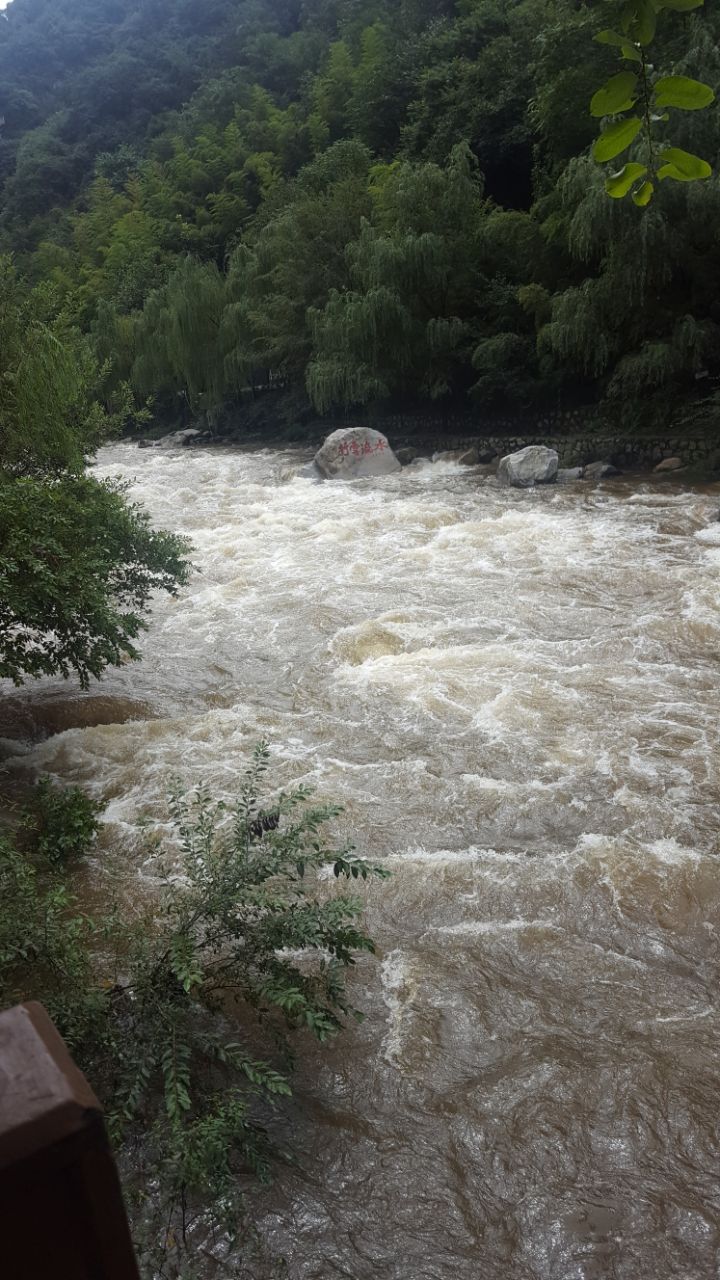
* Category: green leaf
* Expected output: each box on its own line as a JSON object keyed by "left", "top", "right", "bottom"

{"left": 623, "top": 0, "right": 657, "bottom": 44}
{"left": 632, "top": 180, "right": 655, "bottom": 206}
{"left": 592, "top": 116, "right": 643, "bottom": 163}
{"left": 594, "top": 29, "right": 643, "bottom": 62}
{"left": 658, "top": 146, "right": 712, "bottom": 180}
{"left": 605, "top": 162, "right": 648, "bottom": 197}
{"left": 590, "top": 72, "right": 639, "bottom": 118}
{"left": 594, "top": 28, "right": 628, "bottom": 46}
{"left": 653, "top": 76, "right": 715, "bottom": 110}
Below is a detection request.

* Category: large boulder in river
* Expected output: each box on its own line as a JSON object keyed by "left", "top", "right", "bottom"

{"left": 497, "top": 445, "right": 558, "bottom": 488}
{"left": 314, "top": 428, "right": 401, "bottom": 480}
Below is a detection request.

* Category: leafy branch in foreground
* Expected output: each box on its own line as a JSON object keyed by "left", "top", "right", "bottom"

{"left": 591, "top": 0, "right": 715, "bottom": 204}
{"left": 0, "top": 255, "right": 192, "bottom": 688}
{"left": 0, "top": 746, "right": 388, "bottom": 1277}
{"left": 0, "top": 472, "right": 191, "bottom": 687}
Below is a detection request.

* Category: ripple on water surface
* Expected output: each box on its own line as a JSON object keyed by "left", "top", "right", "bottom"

{"left": 4, "top": 444, "right": 720, "bottom": 1279}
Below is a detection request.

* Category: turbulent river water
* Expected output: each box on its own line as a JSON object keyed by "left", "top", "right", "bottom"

{"left": 3, "top": 443, "right": 720, "bottom": 1279}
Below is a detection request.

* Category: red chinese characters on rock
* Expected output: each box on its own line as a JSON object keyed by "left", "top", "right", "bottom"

{"left": 339, "top": 438, "right": 387, "bottom": 456}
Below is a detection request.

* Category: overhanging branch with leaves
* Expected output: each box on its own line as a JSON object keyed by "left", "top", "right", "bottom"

{"left": 591, "top": 0, "right": 715, "bottom": 204}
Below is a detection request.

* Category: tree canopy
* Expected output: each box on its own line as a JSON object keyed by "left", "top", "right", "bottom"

{"left": 0, "top": 256, "right": 190, "bottom": 686}
{"left": 0, "top": 0, "right": 718, "bottom": 428}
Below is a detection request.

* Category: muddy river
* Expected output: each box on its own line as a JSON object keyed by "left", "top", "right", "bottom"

{"left": 3, "top": 443, "right": 720, "bottom": 1279}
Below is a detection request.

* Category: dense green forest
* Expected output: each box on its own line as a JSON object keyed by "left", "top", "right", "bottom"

{"left": 0, "top": 0, "right": 718, "bottom": 433}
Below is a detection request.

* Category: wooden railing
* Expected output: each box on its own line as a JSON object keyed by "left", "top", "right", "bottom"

{"left": 0, "top": 1002, "right": 140, "bottom": 1280}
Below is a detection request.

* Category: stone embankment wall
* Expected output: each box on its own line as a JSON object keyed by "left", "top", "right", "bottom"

{"left": 418, "top": 435, "right": 717, "bottom": 469}
{"left": 317, "top": 413, "right": 718, "bottom": 469}
{"left": 363, "top": 407, "right": 605, "bottom": 439}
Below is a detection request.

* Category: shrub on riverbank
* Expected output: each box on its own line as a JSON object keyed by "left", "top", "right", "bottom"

{"left": 0, "top": 744, "right": 387, "bottom": 1276}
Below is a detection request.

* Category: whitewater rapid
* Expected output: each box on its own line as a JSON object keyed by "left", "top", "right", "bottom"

{"left": 3, "top": 443, "right": 720, "bottom": 1279}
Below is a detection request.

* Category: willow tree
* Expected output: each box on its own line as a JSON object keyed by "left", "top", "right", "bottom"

{"left": 538, "top": 151, "right": 720, "bottom": 422}
{"left": 0, "top": 259, "right": 105, "bottom": 473}
{"left": 306, "top": 144, "right": 488, "bottom": 412}
{"left": 132, "top": 256, "right": 228, "bottom": 420}
{"left": 223, "top": 140, "right": 373, "bottom": 394}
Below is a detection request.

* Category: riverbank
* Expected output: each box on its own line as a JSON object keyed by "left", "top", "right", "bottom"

{"left": 134, "top": 421, "right": 720, "bottom": 480}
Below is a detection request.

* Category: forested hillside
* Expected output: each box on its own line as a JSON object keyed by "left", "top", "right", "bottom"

{"left": 1, "top": 0, "right": 719, "bottom": 432}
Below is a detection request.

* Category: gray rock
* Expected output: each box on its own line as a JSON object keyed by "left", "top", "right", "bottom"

{"left": 314, "top": 428, "right": 401, "bottom": 480}
{"left": 458, "top": 446, "right": 480, "bottom": 466}
{"left": 497, "top": 445, "right": 559, "bottom": 488}
{"left": 654, "top": 456, "right": 683, "bottom": 472}
{"left": 137, "top": 440, "right": 155, "bottom": 449}
{"left": 557, "top": 467, "right": 584, "bottom": 482}
{"left": 156, "top": 428, "right": 205, "bottom": 449}
{"left": 396, "top": 447, "right": 417, "bottom": 466}
{"left": 478, "top": 448, "right": 498, "bottom": 465}
{"left": 296, "top": 461, "right": 325, "bottom": 482}
{"left": 584, "top": 460, "right": 620, "bottom": 480}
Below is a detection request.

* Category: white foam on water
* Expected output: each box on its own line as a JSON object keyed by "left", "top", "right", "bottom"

{"left": 4, "top": 443, "right": 720, "bottom": 1277}
{"left": 3, "top": 447, "right": 718, "bottom": 931}
{"left": 385, "top": 846, "right": 534, "bottom": 866}
{"left": 694, "top": 524, "right": 720, "bottom": 545}
{"left": 429, "top": 918, "right": 561, "bottom": 937}
{"left": 379, "top": 949, "right": 419, "bottom": 1066}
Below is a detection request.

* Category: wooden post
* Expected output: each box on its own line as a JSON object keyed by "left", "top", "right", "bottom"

{"left": 0, "top": 1001, "right": 140, "bottom": 1280}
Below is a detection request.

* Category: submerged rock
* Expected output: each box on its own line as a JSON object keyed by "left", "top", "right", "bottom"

{"left": 458, "top": 446, "right": 480, "bottom": 466}
{"left": 396, "top": 447, "right": 418, "bottom": 466}
{"left": 584, "top": 460, "right": 620, "bottom": 481}
{"left": 297, "top": 461, "right": 325, "bottom": 482}
{"left": 497, "top": 445, "right": 558, "bottom": 488}
{"left": 431, "top": 447, "right": 480, "bottom": 465}
{"left": 557, "top": 467, "right": 584, "bottom": 483}
{"left": 314, "top": 428, "right": 401, "bottom": 480}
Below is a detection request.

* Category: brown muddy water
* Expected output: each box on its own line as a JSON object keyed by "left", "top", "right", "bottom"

{"left": 2, "top": 444, "right": 720, "bottom": 1279}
